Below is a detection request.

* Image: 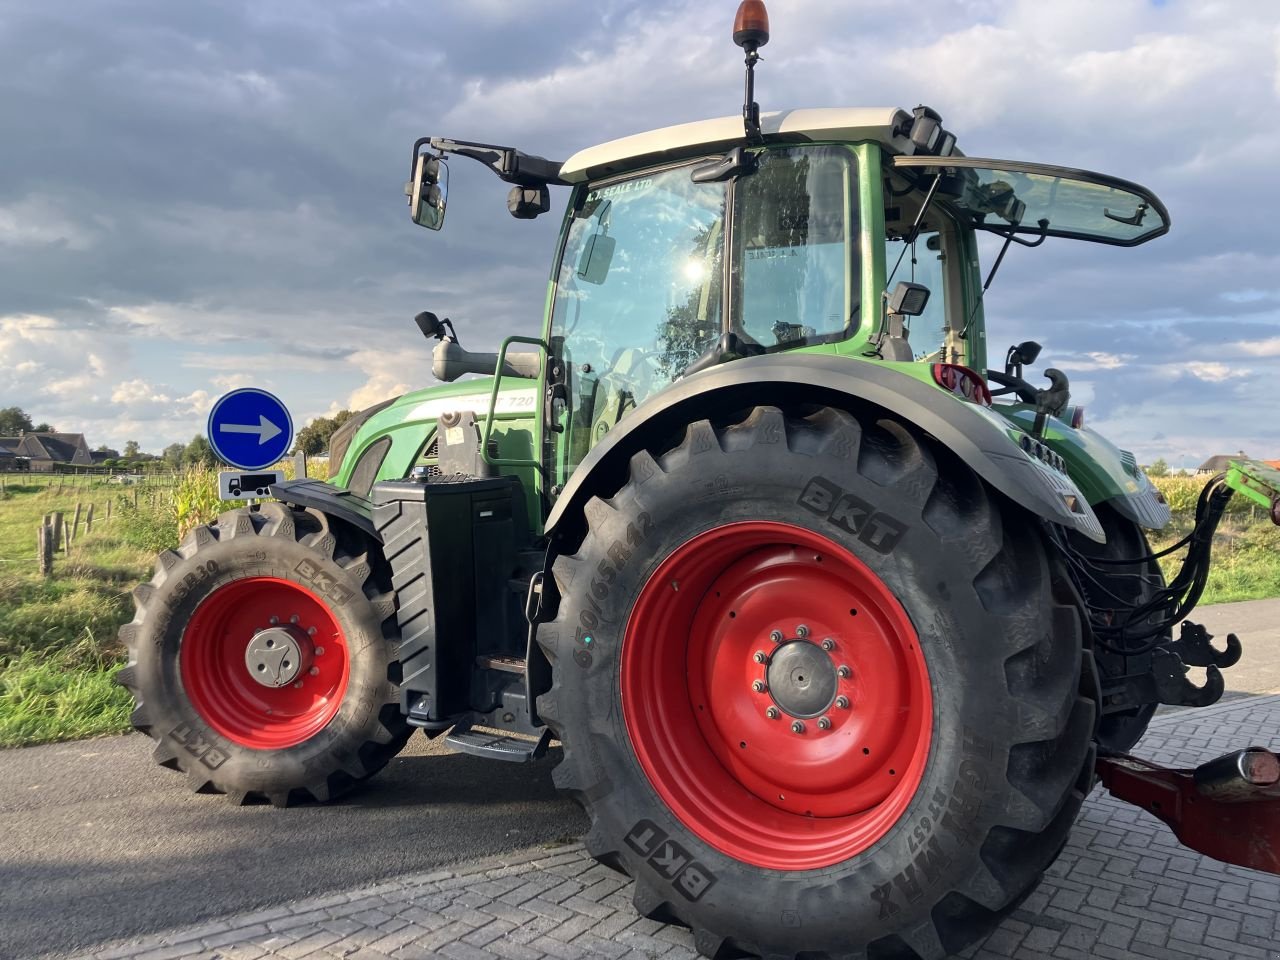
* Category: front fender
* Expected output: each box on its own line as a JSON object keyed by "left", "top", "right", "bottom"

{"left": 270, "top": 478, "right": 378, "bottom": 541}
{"left": 545, "top": 354, "right": 1105, "bottom": 543}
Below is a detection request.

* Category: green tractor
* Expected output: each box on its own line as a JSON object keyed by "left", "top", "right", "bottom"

{"left": 118, "top": 4, "right": 1280, "bottom": 957}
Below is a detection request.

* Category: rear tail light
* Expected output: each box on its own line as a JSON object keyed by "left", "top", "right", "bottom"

{"left": 931, "top": 363, "right": 992, "bottom": 406}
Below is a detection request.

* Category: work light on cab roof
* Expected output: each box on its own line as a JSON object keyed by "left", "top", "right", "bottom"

{"left": 117, "top": 6, "right": 1280, "bottom": 960}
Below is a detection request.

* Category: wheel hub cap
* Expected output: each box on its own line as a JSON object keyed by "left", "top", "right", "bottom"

{"left": 245, "top": 625, "right": 313, "bottom": 688}
{"left": 765, "top": 641, "right": 836, "bottom": 718}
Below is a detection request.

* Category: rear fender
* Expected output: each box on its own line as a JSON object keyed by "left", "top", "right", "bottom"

{"left": 544, "top": 353, "right": 1105, "bottom": 544}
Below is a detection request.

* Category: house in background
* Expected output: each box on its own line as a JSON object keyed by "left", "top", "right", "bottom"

{"left": 0, "top": 432, "right": 94, "bottom": 471}
{"left": 91, "top": 447, "right": 120, "bottom": 464}
{"left": 0, "top": 437, "right": 29, "bottom": 471}
{"left": 1196, "top": 452, "right": 1279, "bottom": 476}
{"left": 1197, "top": 452, "right": 1246, "bottom": 475}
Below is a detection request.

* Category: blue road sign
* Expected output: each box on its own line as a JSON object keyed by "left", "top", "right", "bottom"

{"left": 207, "top": 388, "right": 294, "bottom": 471}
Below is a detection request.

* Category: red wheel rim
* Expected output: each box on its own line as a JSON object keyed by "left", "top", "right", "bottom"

{"left": 621, "top": 521, "right": 932, "bottom": 870}
{"left": 181, "top": 577, "right": 349, "bottom": 749}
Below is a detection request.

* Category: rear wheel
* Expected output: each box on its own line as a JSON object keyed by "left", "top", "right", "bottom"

{"left": 538, "top": 406, "right": 1096, "bottom": 959}
{"left": 117, "top": 503, "right": 410, "bottom": 805}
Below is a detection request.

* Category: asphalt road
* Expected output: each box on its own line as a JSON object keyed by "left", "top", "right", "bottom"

{"left": 1, "top": 599, "right": 1276, "bottom": 960}
{"left": 0, "top": 736, "right": 585, "bottom": 960}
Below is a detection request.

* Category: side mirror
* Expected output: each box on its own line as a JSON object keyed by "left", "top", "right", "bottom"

{"left": 1006, "top": 340, "right": 1042, "bottom": 376}
{"left": 406, "top": 153, "right": 448, "bottom": 230}
{"left": 415, "top": 311, "right": 447, "bottom": 340}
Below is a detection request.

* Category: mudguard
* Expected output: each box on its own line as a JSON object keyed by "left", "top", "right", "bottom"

{"left": 269, "top": 478, "right": 378, "bottom": 540}
{"left": 544, "top": 353, "right": 1106, "bottom": 543}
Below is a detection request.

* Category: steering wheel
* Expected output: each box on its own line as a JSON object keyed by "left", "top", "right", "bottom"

{"left": 985, "top": 369, "right": 1040, "bottom": 405}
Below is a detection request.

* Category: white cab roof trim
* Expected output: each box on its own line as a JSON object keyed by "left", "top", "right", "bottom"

{"left": 560, "top": 107, "right": 914, "bottom": 182}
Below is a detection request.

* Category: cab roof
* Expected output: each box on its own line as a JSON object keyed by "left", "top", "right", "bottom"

{"left": 560, "top": 107, "right": 915, "bottom": 183}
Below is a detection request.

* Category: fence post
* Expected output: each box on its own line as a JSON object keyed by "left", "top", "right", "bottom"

{"left": 38, "top": 521, "right": 53, "bottom": 576}
{"left": 85, "top": 503, "right": 95, "bottom": 534}
{"left": 106, "top": 499, "right": 112, "bottom": 521}
{"left": 71, "top": 502, "right": 82, "bottom": 543}
{"left": 134, "top": 486, "right": 139, "bottom": 509}
{"left": 50, "top": 511, "right": 64, "bottom": 553}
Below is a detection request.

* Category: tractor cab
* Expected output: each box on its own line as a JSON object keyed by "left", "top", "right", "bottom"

{"left": 404, "top": 77, "right": 1169, "bottom": 494}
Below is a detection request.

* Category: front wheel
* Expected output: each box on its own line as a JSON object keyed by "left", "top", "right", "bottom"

{"left": 537, "top": 406, "right": 1096, "bottom": 959}
{"left": 117, "top": 502, "right": 410, "bottom": 805}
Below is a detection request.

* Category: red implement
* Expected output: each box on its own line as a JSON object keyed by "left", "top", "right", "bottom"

{"left": 1096, "top": 748, "right": 1280, "bottom": 874}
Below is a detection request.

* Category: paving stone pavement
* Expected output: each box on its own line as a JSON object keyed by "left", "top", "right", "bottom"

{"left": 77, "top": 696, "right": 1280, "bottom": 960}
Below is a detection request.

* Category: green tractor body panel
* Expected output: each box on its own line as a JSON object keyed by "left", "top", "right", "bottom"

{"left": 994, "top": 403, "right": 1171, "bottom": 530}
{"left": 331, "top": 378, "right": 540, "bottom": 523}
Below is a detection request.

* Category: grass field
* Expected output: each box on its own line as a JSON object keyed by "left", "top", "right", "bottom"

{"left": 0, "top": 469, "right": 1276, "bottom": 749}
{"left": 0, "top": 476, "right": 154, "bottom": 746}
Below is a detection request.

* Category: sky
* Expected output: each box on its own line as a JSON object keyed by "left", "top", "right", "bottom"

{"left": 1, "top": 0, "right": 1277, "bottom": 467}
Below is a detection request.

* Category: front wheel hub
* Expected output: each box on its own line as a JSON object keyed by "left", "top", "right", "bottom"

{"left": 245, "top": 625, "right": 313, "bottom": 688}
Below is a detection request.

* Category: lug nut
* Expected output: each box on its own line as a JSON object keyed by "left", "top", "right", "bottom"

{"left": 791, "top": 720, "right": 806, "bottom": 734}
{"left": 754, "top": 651, "right": 769, "bottom": 664}
{"left": 309, "top": 666, "right": 320, "bottom": 677}
{"left": 817, "top": 716, "right": 832, "bottom": 730}
{"left": 314, "top": 646, "right": 325, "bottom": 656}
{"left": 796, "top": 625, "right": 810, "bottom": 638}
{"left": 269, "top": 616, "right": 279, "bottom": 625}
{"left": 766, "top": 706, "right": 781, "bottom": 720}
{"left": 752, "top": 680, "right": 767, "bottom": 693}
{"left": 293, "top": 681, "right": 303, "bottom": 689}
{"left": 769, "top": 629, "right": 785, "bottom": 643}
{"left": 307, "top": 626, "right": 317, "bottom": 636}
{"left": 821, "top": 638, "right": 835, "bottom": 651}
{"left": 836, "top": 695, "right": 850, "bottom": 709}
{"left": 837, "top": 665, "right": 852, "bottom": 679}
{"left": 290, "top": 614, "right": 300, "bottom": 624}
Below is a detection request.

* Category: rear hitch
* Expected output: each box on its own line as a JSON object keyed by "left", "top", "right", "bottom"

{"left": 1096, "top": 748, "right": 1280, "bottom": 874}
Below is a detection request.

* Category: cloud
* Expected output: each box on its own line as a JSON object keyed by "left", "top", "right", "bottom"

{"left": 1236, "top": 337, "right": 1280, "bottom": 358}
{"left": 0, "top": 0, "right": 1276, "bottom": 469}
{"left": 0, "top": 195, "right": 99, "bottom": 251}
{"left": 1180, "top": 361, "right": 1250, "bottom": 383}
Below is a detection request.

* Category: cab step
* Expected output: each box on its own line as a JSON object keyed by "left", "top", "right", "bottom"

{"left": 445, "top": 720, "right": 551, "bottom": 763}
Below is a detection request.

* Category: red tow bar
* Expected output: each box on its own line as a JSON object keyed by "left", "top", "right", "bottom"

{"left": 1096, "top": 748, "right": 1280, "bottom": 874}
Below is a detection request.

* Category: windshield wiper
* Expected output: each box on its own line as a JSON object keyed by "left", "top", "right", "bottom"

{"left": 691, "top": 146, "right": 757, "bottom": 183}
{"left": 884, "top": 172, "right": 943, "bottom": 290}
{"left": 959, "top": 217, "right": 1050, "bottom": 338}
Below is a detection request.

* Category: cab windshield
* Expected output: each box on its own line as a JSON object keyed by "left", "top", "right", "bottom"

{"left": 548, "top": 164, "right": 727, "bottom": 480}
{"left": 548, "top": 145, "right": 860, "bottom": 481}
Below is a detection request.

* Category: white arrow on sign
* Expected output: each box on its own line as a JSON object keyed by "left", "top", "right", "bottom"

{"left": 219, "top": 414, "right": 282, "bottom": 445}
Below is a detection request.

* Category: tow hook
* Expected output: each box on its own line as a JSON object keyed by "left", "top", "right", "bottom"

{"left": 1096, "top": 748, "right": 1280, "bottom": 874}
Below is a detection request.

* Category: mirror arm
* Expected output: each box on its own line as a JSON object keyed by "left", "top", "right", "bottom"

{"left": 427, "top": 137, "right": 568, "bottom": 187}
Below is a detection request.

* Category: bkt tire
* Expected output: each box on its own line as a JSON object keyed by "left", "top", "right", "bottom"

{"left": 537, "top": 406, "right": 1096, "bottom": 959}
{"left": 117, "top": 502, "right": 410, "bottom": 805}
